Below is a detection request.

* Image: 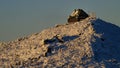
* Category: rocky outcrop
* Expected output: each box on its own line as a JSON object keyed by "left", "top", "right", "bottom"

{"left": 67, "top": 9, "right": 89, "bottom": 23}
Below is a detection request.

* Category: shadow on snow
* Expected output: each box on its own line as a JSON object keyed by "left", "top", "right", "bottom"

{"left": 91, "top": 19, "right": 120, "bottom": 68}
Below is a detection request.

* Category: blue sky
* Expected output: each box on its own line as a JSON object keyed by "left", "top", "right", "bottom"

{"left": 0, "top": 0, "right": 120, "bottom": 41}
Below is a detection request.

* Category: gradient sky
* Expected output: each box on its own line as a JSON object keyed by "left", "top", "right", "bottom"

{"left": 0, "top": 0, "right": 120, "bottom": 42}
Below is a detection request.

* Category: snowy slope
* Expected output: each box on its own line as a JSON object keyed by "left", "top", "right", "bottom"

{"left": 0, "top": 17, "right": 120, "bottom": 68}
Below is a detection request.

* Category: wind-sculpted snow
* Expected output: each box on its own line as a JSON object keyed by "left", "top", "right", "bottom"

{"left": 91, "top": 19, "right": 120, "bottom": 68}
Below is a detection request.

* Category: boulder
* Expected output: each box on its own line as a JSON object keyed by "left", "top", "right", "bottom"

{"left": 67, "top": 9, "right": 89, "bottom": 23}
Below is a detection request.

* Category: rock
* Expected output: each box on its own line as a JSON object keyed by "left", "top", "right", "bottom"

{"left": 67, "top": 9, "right": 89, "bottom": 23}
{"left": 43, "top": 35, "right": 64, "bottom": 44}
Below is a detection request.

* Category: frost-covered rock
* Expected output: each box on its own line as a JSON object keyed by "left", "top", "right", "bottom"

{"left": 67, "top": 9, "right": 89, "bottom": 23}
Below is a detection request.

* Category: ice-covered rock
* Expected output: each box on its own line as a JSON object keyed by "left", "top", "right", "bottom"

{"left": 67, "top": 9, "right": 89, "bottom": 23}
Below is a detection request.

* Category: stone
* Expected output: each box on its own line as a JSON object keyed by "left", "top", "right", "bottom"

{"left": 67, "top": 9, "right": 89, "bottom": 23}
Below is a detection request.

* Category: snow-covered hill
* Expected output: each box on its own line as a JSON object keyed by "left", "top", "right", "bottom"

{"left": 0, "top": 17, "right": 120, "bottom": 68}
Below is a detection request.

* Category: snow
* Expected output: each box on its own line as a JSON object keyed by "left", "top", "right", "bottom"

{"left": 0, "top": 17, "right": 120, "bottom": 68}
